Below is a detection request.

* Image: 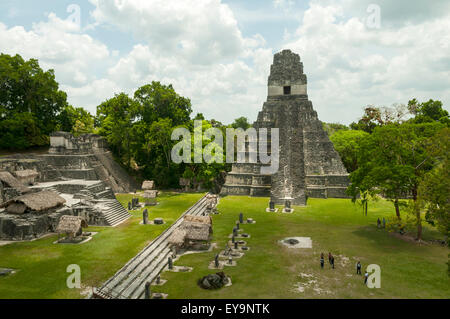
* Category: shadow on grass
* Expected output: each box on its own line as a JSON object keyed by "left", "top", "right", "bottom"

{"left": 351, "top": 225, "right": 438, "bottom": 254}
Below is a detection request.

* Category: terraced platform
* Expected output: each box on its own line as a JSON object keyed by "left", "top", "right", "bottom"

{"left": 93, "top": 193, "right": 209, "bottom": 299}
{"left": 32, "top": 180, "right": 130, "bottom": 227}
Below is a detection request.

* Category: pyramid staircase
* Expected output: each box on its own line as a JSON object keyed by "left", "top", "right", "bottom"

{"left": 101, "top": 200, "right": 130, "bottom": 227}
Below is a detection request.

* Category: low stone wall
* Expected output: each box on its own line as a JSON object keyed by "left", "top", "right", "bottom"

{"left": 249, "top": 186, "right": 270, "bottom": 197}
{"left": 326, "top": 175, "right": 350, "bottom": 186}
{"left": 220, "top": 185, "right": 251, "bottom": 195}
{"left": 306, "top": 187, "right": 327, "bottom": 198}
{"left": 225, "top": 173, "right": 253, "bottom": 186}
{"left": 306, "top": 186, "right": 349, "bottom": 199}
{"left": 251, "top": 174, "right": 271, "bottom": 185}
{"left": 59, "top": 169, "right": 97, "bottom": 180}
{"left": 326, "top": 187, "right": 349, "bottom": 198}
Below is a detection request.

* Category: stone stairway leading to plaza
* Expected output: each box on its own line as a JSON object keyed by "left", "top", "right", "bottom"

{"left": 93, "top": 194, "right": 209, "bottom": 299}
{"left": 101, "top": 200, "right": 130, "bottom": 227}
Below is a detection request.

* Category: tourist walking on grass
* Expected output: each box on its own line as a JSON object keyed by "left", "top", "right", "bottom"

{"left": 356, "top": 261, "right": 362, "bottom": 275}
{"left": 328, "top": 252, "right": 332, "bottom": 265}
{"left": 377, "top": 218, "right": 381, "bottom": 228}
{"left": 364, "top": 271, "right": 369, "bottom": 285}
{"left": 382, "top": 217, "right": 386, "bottom": 228}
{"left": 320, "top": 253, "right": 324, "bottom": 269}
{"left": 330, "top": 255, "right": 335, "bottom": 269}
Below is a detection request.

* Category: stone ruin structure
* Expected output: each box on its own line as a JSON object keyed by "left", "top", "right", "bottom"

{"left": 168, "top": 214, "right": 213, "bottom": 253}
{"left": 56, "top": 215, "right": 89, "bottom": 243}
{"left": 220, "top": 50, "right": 349, "bottom": 205}
{"left": 0, "top": 132, "right": 139, "bottom": 240}
{"left": 142, "top": 180, "right": 158, "bottom": 199}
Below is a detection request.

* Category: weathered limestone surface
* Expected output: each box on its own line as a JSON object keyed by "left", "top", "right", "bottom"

{"left": 220, "top": 50, "right": 349, "bottom": 204}
{"left": 0, "top": 132, "right": 136, "bottom": 240}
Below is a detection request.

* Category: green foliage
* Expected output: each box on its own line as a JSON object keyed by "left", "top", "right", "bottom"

{"left": 0, "top": 112, "right": 49, "bottom": 148}
{"left": 96, "top": 93, "right": 136, "bottom": 167}
{"left": 181, "top": 119, "right": 226, "bottom": 191}
{"left": 385, "top": 214, "right": 408, "bottom": 234}
{"left": 330, "top": 129, "right": 369, "bottom": 172}
{"left": 349, "top": 104, "right": 408, "bottom": 133}
{"left": 0, "top": 53, "right": 69, "bottom": 149}
{"left": 322, "top": 122, "right": 349, "bottom": 137}
{"left": 408, "top": 98, "right": 449, "bottom": 125}
{"left": 95, "top": 82, "right": 226, "bottom": 190}
{"left": 58, "top": 105, "right": 94, "bottom": 136}
{"left": 418, "top": 128, "right": 450, "bottom": 242}
{"left": 231, "top": 116, "right": 251, "bottom": 130}
{"left": 133, "top": 81, "right": 192, "bottom": 126}
{"left": 349, "top": 106, "right": 385, "bottom": 133}
{"left": 348, "top": 122, "right": 444, "bottom": 225}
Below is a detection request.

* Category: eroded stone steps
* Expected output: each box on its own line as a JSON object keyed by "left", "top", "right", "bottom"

{"left": 107, "top": 197, "right": 208, "bottom": 297}
{"left": 121, "top": 198, "right": 209, "bottom": 299}
{"left": 132, "top": 249, "right": 172, "bottom": 299}
{"left": 96, "top": 194, "right": 209, "bottom": 299}
{"left": 102, "top": 201, "right": 130, "bottom": 226}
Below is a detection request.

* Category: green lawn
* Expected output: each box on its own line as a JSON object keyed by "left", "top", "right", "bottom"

{"left": 0, "top": 194, "right": 448, "bottom": 299}
{"left": 152, "top": 196, "right": 449, "bottom": 299}
{"left": 0, "top": 192, "right": 204, "bottom": 299}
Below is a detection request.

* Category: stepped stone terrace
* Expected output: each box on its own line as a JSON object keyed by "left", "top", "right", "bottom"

{"left": 220, "top": 50, "right": 349, "bottom": 205}
{"left": 0, "top": 132, "right": 138, "bottom": 241}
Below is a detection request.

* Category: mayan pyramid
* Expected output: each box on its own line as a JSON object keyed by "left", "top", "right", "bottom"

{"left": 220, "top": 49, "right": 349, "bottom": 205}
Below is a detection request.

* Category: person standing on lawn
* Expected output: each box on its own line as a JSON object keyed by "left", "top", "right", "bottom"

{"left": 356, "top": 261, "right": 362, "bottom": 274}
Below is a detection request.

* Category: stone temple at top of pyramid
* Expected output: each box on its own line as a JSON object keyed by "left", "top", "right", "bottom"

{"left": 220, "top": 49, "right": 349, "bottom": 206}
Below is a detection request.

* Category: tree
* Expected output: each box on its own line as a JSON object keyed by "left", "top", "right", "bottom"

{"left": 322, "top": 122, "right": 349, "bottom": 137}
{"left": 133, "top": 81, "right": 192, "bottom": 126}
{"left": 407, "top": 98, "right": 449, "bottom": 125}
{"left": 349, "top": 123, "right": 444, "bottom": 240}
{"left": 182, "top": 119, "right": 226, "bottom": 191}
{"left": 0, "top": 53, "right": 68, "bottom": 148}
{"left": 0, "top": 112, "right": 48, "bottom": 149}
{"left": 418, "top": 128, "right": 450, "bottom": 243}
{"left": 350, "top": 104, "right": 408, "bottom": 133}
{"left": 146, "top": 118, "right": 174, "bottom": 169}
{"left": 96, "top": 93, "right": 136, "bottom": 168}
{"left": 231, "top": 116, "right": 251, "bottom": 130}
{"left": 350, "top": 106, "right": 384, "bottom": 133}
{"left": 59, "top": 105, "right": 94, "bottom": 136}
{"left": 330, "top": 130, "right": 369, "bottom": 173}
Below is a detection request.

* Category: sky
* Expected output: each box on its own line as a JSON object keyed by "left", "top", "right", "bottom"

{"left": 1, "top": 0, "right": 449, "bottom": 125}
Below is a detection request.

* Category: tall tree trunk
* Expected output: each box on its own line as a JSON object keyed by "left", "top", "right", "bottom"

{"left": 416, "top": 209, "right": 422, "bottom": 241}
{"left": 394, "top": 199, "right": 401, "bottom": 220}
{"left": 412, "top": 187, "right": 422, "bottom": 241}
{"left": 126, "top": 130, "right": 131, "bottom": 169}
{"left": 365, "top": 201, "right": 368, "bottom": 216}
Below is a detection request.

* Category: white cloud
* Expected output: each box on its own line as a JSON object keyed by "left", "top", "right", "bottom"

{"left": 105, "top": 43, "right": 272, "bottom": 122}
{"left": 283, "top": 2, "right": 450, "bottom": 124}
{"left": 84, "top": 0, "right": 273, "bottom": 122}
{"left": 1, "top": 0, "right": 448, "bottom": 125}
{"left": 0, "top": 12, "right": 117, "bottom": 113}
{"left": 89, "top": 0, "right": 249, "bottom": 65}
{"left": 0, "top": 13, "right": 110, "bottom": 89}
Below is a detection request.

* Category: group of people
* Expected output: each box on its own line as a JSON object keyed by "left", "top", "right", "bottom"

{"left": 320, "top": 253, "right": 369, "bottom": 285}
{"left": 377, "top": 217, "right": 386, "bottom": 229}
{"left": 320, "top": 252, "right": 335, "bottom": 269}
